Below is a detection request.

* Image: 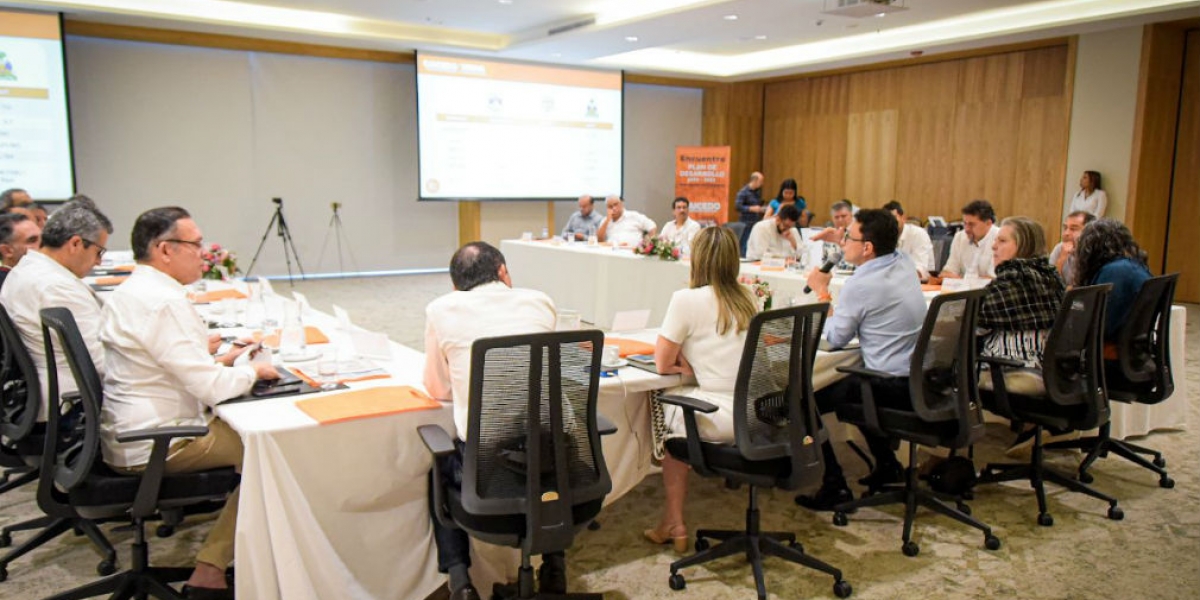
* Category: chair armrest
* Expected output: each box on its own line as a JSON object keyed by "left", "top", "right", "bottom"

{"left": 116, "top": 426, "right": 209, "bottom": 444}
{"left": 596, "top": 413, "right": 618, "bottom": 436}
{"left": 417, "top": 424, "right": 457, "bottom": 458}
{"left": 978, "top": 356, "right": 1025, "bottom": 370}
{"left": 836, "top": 365, "right": 900, "bottom": 381}
{"left": 658, "top": 394, "right": 719, "bottom": 414}
{"left": 976, "top": 358, "right": 1022, "bottom": 417}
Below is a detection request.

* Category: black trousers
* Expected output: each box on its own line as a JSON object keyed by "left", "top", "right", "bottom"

{"left": 814, "top": 374, "right": 912, "bottom": 482}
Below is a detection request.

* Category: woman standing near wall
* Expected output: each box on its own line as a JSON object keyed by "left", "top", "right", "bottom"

{"left": 1069, "top": 170, "right": 1108, "bottom": 217}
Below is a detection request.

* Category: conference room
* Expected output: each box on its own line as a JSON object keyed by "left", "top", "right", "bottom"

{"left": 1, "top": 1, "right": 1198, "bottom": 600}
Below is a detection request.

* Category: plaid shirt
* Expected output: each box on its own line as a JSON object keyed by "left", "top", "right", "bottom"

{"left": 980, "top": 258, "right": 1065, "bottom": 331}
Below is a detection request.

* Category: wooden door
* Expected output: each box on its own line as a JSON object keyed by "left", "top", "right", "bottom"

{"left": 1164, "top": 29, "right": 1200, "bottom": 303}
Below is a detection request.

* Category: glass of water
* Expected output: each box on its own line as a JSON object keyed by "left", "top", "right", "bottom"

{"left": 317, "top": 353, "right": 339, "bottom": 391}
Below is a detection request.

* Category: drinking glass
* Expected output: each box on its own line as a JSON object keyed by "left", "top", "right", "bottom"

{"left": 317, "top": 354, "right": 339, "bottom": 391}
{"left": 556, "top": 309, "right": 581, "bottom": 331}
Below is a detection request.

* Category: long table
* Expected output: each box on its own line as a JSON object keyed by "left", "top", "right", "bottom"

{"left": 501, "top": 239, "right": 1190, "bottom": 440}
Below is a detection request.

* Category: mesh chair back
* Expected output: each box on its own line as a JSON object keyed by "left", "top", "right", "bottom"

{"left": 37, "top": 308, "right": 101, "bottom": 499}
{"left": 1042, "top": 284, "right": 1111, "bottom": 429}
{"left": 461, "top": 330, "right": 611, "bottom": 552}
{"left": 732, "top": 304, "right": 828, "bottom": 486}
{"left": 0, "top": 304, "right": 40, "bottom": 444}
{"left": 910, "top": 290, "right": 986, "bottom": 447}
{"left": 1112, "top": 274, "right": 1177, "bottom": 403}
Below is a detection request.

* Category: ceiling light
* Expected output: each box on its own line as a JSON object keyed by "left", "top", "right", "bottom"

{"left": 755, "top": 35, "right": 768, "bottom": 40}
{"left": 625, "top": 36, "right": 639, "bottom": 42}
{"left": 875, "top": 13, "right": 887, "bottom": 18}
{"left": 498, "top": 0, "right": 513, "bottom": 4}
{"left": 723, "top": 15, "right": 738, "bottom": 21}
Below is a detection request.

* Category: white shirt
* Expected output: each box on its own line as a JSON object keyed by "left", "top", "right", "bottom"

{"left": 942, "top": 224, "right": 999, "bottom": 278}
{"left": 1069, "top": 188, "right": 1107, "bottom": 217}
{"left": 423, "top": 281, "right": 557, "bottom": 440}
{"left": 659, "top": 286, "right": 748, "bottom": 443}
{"left": 0, "top": 250, "right": 105, "bottom": 420}
{"left": 897, "top": 222, "right": 935, "bottom": 278}
{"left": 659, "top": 218, "right": 701, "bottom": 247}
{"left": 601, "top": 210, "right": 656, "bottom": 247}
{"left": 100, "top": 265, "right": 256, "bottom": 468}
{"left": 745, "top": 218, "right": 801, "bottom": 261}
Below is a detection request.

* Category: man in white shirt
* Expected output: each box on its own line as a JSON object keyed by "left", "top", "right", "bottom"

{"left": 1048, "top": 210, "right": 1096, "bottom": 286}
{"left": 941, "top": 199, "right": 999, "bottom": 279}
{"left": 597, "top": 195, "right": 656, "bottom": 246}
{"left": 746, "top": 204, "right": 804, "bottom": 261}
{"left": 0, "top": 212, "right": 41, "bottom": 289}
{"left": 0, "top": 198, "right": 110, "bottom": 420}
{"left": 101, "top": 206, "right": 279, "bottom": 598}
{"left": 658, "top": 197, "right": 702, "bottom": 248}
{"left": 810, "top": 200, "right": 857, "bottom": 271}
{"left": 424, "top": 242, "right": 558, "bottom": 600}
{"left": 883, "top": 200, "right": 935, "bottom": 280}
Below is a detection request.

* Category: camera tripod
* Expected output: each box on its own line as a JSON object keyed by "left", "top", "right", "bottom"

{"left": 317, "top": 202, "right": 358, "bottom": 275}
{"left": 246, "top": 197, "right": 306, "bottom": 285}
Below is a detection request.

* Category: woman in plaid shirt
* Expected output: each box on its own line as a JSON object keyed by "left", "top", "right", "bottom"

{"left": 979, "top": 217, "right": 1065, "bottom": 368}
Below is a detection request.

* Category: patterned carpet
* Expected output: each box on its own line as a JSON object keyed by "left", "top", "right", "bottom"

{"left": 1, "top": 274, "right": 1196, "bottom": 599}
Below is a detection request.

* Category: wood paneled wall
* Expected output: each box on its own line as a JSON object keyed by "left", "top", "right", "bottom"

{"left": 1164, "top": 28, "right": 1200, "bottom": 303}
{"left": 755, "top": 45, "right": 1073, "bottom": 235}
{"left": 702, "top": 82, "right": 764, "bottom": 222}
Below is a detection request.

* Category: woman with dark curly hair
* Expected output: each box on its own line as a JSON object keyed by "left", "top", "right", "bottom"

{"left": 1072, "top": 218, "right": 1152, "bottom": 342}
{"left": 979, "top": 216, "right": 1065, "bottom": 368}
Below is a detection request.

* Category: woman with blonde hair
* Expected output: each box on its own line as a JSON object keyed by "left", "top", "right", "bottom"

{"left": 980, "top": 216, "right": 1065, "bottom": 368}
{"left": 644, "top": 226, "right": 758, "bottom": 552}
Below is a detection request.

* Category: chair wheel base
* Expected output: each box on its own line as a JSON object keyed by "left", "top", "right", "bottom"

{"left": 832, "top": 512, "right": 849, "bottom": 527}
{"left": 0, "top": 565, "right": 7, "bottom": 582}
{"left": 790, "top": 541, "right": 804, "bottom": 554}
{"left": 957, "top": 503, "right": 971, "bottom": 515}
{"left": 97, "top": 559, "right": 117, "bottom": 576}
{"left": 156, "top": 524, "right": 175, "bottom": 538}
{"left": 902, "top": 541, "right": 919, "bottom": 557}
{"left": 668, "top": 573, "right": 686, "bottom": 591}
{"left": 1153, "top": 456, "right": 1166, "bottom": 468}
{"left": 1160, "top": 477, "right": 1175, "bottom": 489}
{"left": 694, "top": 537, "right": 710, "bottom": 552}
{"left": 0, "top": 532, "right": 10, "bottom": 547}
{"left": 1078, "top": 471, "right": 1094, "bottom": 484}
{"left": 984, "top": 535, "right": 1001, "bottom": 551}
{"left": 834, "top": 580, "right": 853, "bottom": 598}
{"left": 1037, "top": 513, "right": 1054, "bottom": 527}
{"left": 1108, "top": 505, "right": 1124, "bottom": 521}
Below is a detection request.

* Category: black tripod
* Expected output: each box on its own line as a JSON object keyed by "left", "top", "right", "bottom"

{"left": 317, "top": 202, "right": 358, "bottom": 274}
{"left": 246, "top": 197, "right": 306, "bottom": 285}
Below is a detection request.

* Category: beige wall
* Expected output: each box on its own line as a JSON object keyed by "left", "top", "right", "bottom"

{"left": 1063, "top": 26, "right": 1144, "bottom": 221}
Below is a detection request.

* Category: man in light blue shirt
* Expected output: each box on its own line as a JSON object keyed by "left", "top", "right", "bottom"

{"left": 561, "top": 195, "right": 603, "bottom": 241}
{"left": 796, "top": 208, "right": 925, "bottom": 511}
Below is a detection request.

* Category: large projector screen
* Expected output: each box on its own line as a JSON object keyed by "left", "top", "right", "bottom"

{"left": 0, "top": 10, "right": 74, "bottom": 200}
{"left": 416, "top": 53, "right": 622, "bottom": 201}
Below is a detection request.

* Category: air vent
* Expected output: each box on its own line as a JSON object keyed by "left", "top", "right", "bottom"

{"left": 823, "top": 0, "right": 908, "bottom": 19}
{"left": 548, "top": 17, "right": 596, "bottom": 36}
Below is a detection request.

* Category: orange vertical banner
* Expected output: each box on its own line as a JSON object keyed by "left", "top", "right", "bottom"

{"left": 674, "top": 146, "right": 731, "bottom": 227}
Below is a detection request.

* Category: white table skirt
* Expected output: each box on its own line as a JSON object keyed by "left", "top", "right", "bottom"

{"left": 1107, "top": 304, "right": 1188, "bottom": 439}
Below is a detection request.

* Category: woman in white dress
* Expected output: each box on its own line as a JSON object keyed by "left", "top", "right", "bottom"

{"left": 1068, "top": 170, "right": 1107, "bottom": 217}
{"left": 643, "top": 226, "right": 758, "bottom": 552}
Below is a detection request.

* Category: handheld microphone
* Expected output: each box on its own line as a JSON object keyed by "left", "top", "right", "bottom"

{"left": 803, "top": 253, "right": 843, "bottom": 294}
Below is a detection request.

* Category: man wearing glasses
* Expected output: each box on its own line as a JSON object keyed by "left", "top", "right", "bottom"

{"left": 0, "top": 197, "right": 112, "bottom": 421}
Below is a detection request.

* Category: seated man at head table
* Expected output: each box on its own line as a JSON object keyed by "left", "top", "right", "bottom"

{"left": 745, "top": 203, "right": 804, "bottom": 261}
{"left": 423, "top": 241, "right": 561, "bottom": 600}
{"left": 659, "top": 196, "right": 702, "bottom": 248}
{"left": 809, "top": 200, "right": 858, "bottom": 272}
{"left": 0, "top": 197, "right": 111, "bottom": 421}
{"left": 100, "top": 206, "right": 279, "bottom": 600}
{"left": 561, "top": 194, "right": 604, "bottom": 241}
{"left": 597, "top": 194, "right": 656, "bottom": 247}
{"left": 0, "top": 212, "right": 42, "bottom": 290}
{"left": 795, "top": 208, "right": 926, "bottom": 510}
{"left": 940, "top": 198, "right": 999, "bottom": 279}
{"left": 883, "top": 200, "right": 935, "bottom": 281}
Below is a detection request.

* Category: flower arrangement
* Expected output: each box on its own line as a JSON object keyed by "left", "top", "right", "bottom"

{"left": 201, "top": 243, "right": 239, "bottom": 281}
{"left": 738, "top": 274, "right": 773, "bottom": 311}
{"left": 632, "top": 236, "right": 682, "bottom": 261}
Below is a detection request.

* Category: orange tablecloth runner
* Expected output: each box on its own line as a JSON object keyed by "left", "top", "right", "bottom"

{"left": 94, "top": 276, "right": 128, "bottom": 286}
{"left": 192, "top": 289, "right": 248, "bottom": 303}
{"left": 290, "top": 366, "right": 391, "bottom": 388}
{"left": 262, "top": 326, "right": 330, "bottom": 347}
{"left": 921, "top": 284, "right": 942, "bottom": 292}
{"left": 604, "top": 337, "right": 655, "bottom": 357}
{"left": 295, "top": 386, "right": 441, "bottom": 425}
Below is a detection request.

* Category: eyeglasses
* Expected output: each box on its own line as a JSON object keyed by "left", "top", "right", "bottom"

{"left": 81, "top": 238, "right": 107, "bottom": 258}
{"left": 161, "top": 238, "right": 204, "bottom": 250}
{"left": 844, "top": 236, "right": 868, "bottom": 244}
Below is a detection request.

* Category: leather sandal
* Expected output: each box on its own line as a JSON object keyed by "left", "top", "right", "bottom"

{"left": 643, "top": 524, "right": 689, "bottom": 553}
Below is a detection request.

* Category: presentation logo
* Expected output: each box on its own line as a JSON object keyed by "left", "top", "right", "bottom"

{"left": 0, "top": 52, "right": 16, "bottom": 81}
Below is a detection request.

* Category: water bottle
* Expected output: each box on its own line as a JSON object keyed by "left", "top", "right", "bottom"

{"left": 279, "top": 301, "right": 306, "bottom": 356}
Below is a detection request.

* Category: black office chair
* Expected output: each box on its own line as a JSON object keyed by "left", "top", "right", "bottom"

{"left": 37, "top": 307, "right": 242, "bottom": 600}
{"left": 977, "top": 285, "right": 1124, "bottom": 526}
{"left": 1044, "top": 273, "right": 1178, "bottom": 488}
{"left": 658, "top": 304, "right": 851, "bottom": 600}
{"left": 419, "top": 330, "right": 613, "bottom": 600}
{"left": 829, "top": 290, "right": 1000, "bottom": 557}
{"left": 0, "top": 305, "right": 117, "bottom": 583}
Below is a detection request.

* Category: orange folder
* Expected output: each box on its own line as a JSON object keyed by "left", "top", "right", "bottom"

{"left": 262, "top": 326, "right": 330, "bottom": 347}
{"left": 295, "top": 386, "right": 442, "bottom": 425}
{"left": 111, "top": 265, "right": 135, "bottom": 273}
{"left": 94, "top": 276, "right": 128, "bottom": 286}
{"left": 192, "top": 289, "right": 248, "bottom": 303}
{"left": 290, "top": 366, "right": 391, "bottom": 387}
{"left": 604, "top": 337, "right": 655, "bottom": 358}
{"left": 921, "top": 284, "right": 942, "bottom": 292}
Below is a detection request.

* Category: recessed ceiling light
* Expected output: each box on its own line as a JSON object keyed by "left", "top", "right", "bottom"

{"left": 498, "top": 0, "right": 513, "bottom": 5}
{"left": 755, "top": 35, "right": 767, "bottom": 40}
{"left": 551, "top": 52, "right": 562, "bottom": 57}
{"left": 875, "top": 13, "right": 887, "bottom": 18}
{"left": 723, "top": 15, "right": 739, "bottom": 21}
{"left": 625, "top": 35, "right": 639, "bottom": 42}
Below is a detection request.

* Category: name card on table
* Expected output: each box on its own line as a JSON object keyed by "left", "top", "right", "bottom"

{"left": 941, "top": 277, "right": 989, "bottom": 293}
{"left": 610, "top": 309, "right": 650, "bottom": 332}
{"left": 351, "top": 328, "right": 392, "bottom": 360}
{"left": 760, "top": 253, "right": 786, "bottom": 271}
{"left": 332, "top": 304, "right": 353, "bottom": 330}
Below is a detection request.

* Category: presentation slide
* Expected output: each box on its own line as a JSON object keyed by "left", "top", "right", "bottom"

{"left": 417, "top": 53, "right": 622, "bottom": 201}
{"left": 0, "top": 10, "right": 74, "bottom": 200}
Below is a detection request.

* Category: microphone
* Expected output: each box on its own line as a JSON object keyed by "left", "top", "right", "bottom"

{"left": 803, "top": 253, "right": 843, "bottom": 294}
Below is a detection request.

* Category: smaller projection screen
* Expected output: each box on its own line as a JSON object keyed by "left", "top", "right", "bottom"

{"left": 0, "top": 10, "right": 74, "bottom": 200}
{"left": 416, "top": 53, "right": 623, "bottom": 201}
